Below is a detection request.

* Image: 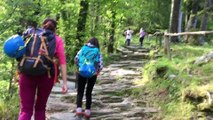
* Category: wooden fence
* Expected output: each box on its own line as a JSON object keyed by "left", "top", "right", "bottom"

{"left": 153, "top": 31, "right": 213, "bottom": 60}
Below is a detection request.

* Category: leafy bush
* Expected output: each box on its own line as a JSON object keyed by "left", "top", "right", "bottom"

{"left": 0, "top": 95, "right": 19, "bottom": 120}
{"left": 0, "top": 81, "right": 9, "bottom": 100}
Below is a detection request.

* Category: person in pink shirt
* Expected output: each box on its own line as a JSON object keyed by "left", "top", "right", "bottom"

{"left": 18, "top": 18, "right": 68, "bottom": 120}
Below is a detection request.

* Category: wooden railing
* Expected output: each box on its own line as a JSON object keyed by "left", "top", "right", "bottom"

{"left": 153, "top": 31, "right": 213, "bottom": 60}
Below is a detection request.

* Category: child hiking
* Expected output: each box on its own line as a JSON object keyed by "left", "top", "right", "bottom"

{"left": 139, "top": 28, "right": 146, "bottom": 48}
{"left": 18, "top": 18, "right": 68, "bottom": 120}
{"left": 124, "top": 28, "right": 133, "bottom": 46}
{"left": 74, "top": 37, "right": 103, "bottom": 120}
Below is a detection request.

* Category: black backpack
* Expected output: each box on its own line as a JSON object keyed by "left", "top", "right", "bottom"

{"left": 18, "top": 30, "right": 56, "bottom": 77}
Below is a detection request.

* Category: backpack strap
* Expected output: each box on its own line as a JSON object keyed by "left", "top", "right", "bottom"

{"left": 19, "top": 55, "right": 26, "bottom": 67}
{"left": 33, "top": 36, "right": 48, "bottom": 67}
{"left": 41, "top": 36, "right": 49, "bottom": 55}
{"left": 33, "top": 37, "right": 43, "bottom": 68}
{"left": 24, "top": 35, "right": 32, "bottom": 46}
{"left": 30, "top": 35, "right": 37, "bottom": 56}
{"left": 52, "top": 59, "right": 58, "bottom": 84}
{"left": 19, "top": 36, "right": 33, "bottom": 67}
{"left": 33, "top": 36, "right": 52, "bottom": 78}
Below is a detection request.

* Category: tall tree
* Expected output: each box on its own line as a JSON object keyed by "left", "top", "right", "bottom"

{"left": 184, "top": 0, "right": 200, "bottom": 44}
{"left": 76, "top": 0, "right": 89, "bottom": 49}
{"left": 89, "top": 0, "right": 100, "bottom": 36}
{"left": 169, "top": 0, "right": 182, "bottom": 42}
{"left": 107, "top": 10, "right": 116, "bottom": 53}
{"left": 198, "top": 0, "right": 212, "bottom": 45}
{"left": 185, "top": 0, "right": 200, "bottom": 31}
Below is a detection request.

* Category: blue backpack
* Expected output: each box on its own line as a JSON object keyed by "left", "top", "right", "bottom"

{"left": 78, "top": 45, "right": 100, "bottom": 78}
{"left": 18, "top": 30, "right": 56, "bottom": 76}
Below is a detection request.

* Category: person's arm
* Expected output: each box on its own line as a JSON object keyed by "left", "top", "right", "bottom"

{"left": 55, "top": 35, "right": 68, "bottom": 93}
{"left": 60, "top": 64, "right": 68, "bottom": 93}
{"left": 97, "top": 53, "right": 103, "bottom": 75}
{"left": 74, "top": 50, "right": 81, "bottom": 65}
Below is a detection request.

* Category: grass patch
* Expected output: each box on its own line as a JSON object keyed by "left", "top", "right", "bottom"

{"left": 0, "top": 81, "right": 19, "bottom": 120}
{"left": 132, "top": 43, "right": 213, "bottom": 119}
{"left": 0, "top": 96, "right": 19, "bottom": 120}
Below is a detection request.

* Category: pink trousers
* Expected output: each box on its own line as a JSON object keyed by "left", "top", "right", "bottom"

{"left": 18, "top": 73, "right": 54, "bottom": 120}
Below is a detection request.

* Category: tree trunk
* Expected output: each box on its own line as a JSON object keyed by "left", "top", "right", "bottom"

{"left": 76, "top": 0, "right": 89, "bottom": 48}
{"left": 185, "top": 0, "right": 199, "bottom": 44}
{"left": 185, "top": 0, "right": 199, "bottom": 31}
{"left": 90, "top": 0, "right": 100, "bottom": 36}
{"left": 94, "top": 2, "right": 100, "bottom": 36}
{"left": 198, "top": 0, "right": 212, "bottom": 45}
{"left": 107, "top": 11, "right": 116, "bottom": 53}
{"left": 169, "top": 0, "right": 182, "bottom": 42}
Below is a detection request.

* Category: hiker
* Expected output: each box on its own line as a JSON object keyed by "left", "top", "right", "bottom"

{"left": 23, "top": 21, "right": 43, "bottom": 38}
{"left": 74, "top": 37, "right": 103, "bottom": 119}
{"left": 18, "top": 18, "right": 68, "bottom": 120}
{"left": 124, "top": 28, "right": 133, "bottom": 46}
{"left": 139, "top": 28, "right": 146, "bottom": 48}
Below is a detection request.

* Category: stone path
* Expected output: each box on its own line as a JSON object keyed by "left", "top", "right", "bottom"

{"left": 46, "top": 45, "right": 159, "bottom": 120}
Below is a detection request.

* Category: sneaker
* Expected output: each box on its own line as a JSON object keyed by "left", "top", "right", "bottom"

{"left": 75, "top": 107, "right": 83, "bottom": 115}
{"left": 84, "top": 109, "right": 91, "bottom": 118}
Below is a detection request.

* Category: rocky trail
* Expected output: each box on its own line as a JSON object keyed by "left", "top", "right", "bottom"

{"left": 46, "top": 45, "right": 159, "bottom": 120}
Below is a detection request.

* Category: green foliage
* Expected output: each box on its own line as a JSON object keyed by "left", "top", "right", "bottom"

{"left": 0, "top": 81, "right": 9, "bottom": 99}
{"left": 0, "top": 80, "right": 19, "bottom": 119}
{"left": 0, "top": 94, "right": 19, "bottom": 120}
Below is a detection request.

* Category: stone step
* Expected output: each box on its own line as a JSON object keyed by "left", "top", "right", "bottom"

{"left": 123, "top": 45, "right": 150, "bottom": 52}
{"left": 47, "top": 112, "right": 76, "bottom": 120}
{"left": 67, "top": 74, "right": 76, "bottom": 82}
{"left": 46, "top": 45, "right": 159, "bottom": 120}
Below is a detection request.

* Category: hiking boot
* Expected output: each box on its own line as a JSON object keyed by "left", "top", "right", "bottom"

{"left": 84, "top": 109, "right": 91, "bottom": 119}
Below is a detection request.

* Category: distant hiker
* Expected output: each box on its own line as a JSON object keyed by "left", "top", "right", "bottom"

{"left": 139, "top": 28, "right": 146, "bottom": 48}
{"left": 124, "top": 28, "right": 133, "bottom": 46}
{"left": 74, "top": 37, "right": 103, "bottom": 119}
{"left": 18, "top": 18, "right": 68, "bottom": 120}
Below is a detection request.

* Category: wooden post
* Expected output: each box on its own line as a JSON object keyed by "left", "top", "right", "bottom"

{"left": 164, "top": 33, "right": 171, "bottom": 60}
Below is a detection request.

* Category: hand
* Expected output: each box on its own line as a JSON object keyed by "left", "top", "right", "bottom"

{"left": 62, "top": 82, "right": 68, "bottom": 94}
{"left": 96, "top": 71, "right": 100, "bottom": 76}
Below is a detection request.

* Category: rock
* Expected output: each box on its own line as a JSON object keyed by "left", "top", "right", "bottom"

{"left": 46, "top": 102, "right": 73, "bottom": 113}
{"left": 98, "top": 79, "right": 115, "bottom": 85}
{"left": 99, "top": 95, "right": 123, "bottom": 103}
{"left": 91, "top": 114, "right": 123, "bottom": 120}
{"left": 47, "top": 112, "right": 76, "bottom": 120}
{"left": 109, "top": 99, "right": 132, "bottom": 110}
{"left": 142, "top": 107, "right": 159, "bottom": 113}
{"left": 51, "top": 81, "right": 75, "bottom": 94}
{"left": 67, "top": 75, "right": 76, "bottom": 82}
{"left": 110, "top": 69, "right": 140, "bottom": 77}
{"left": 123, "top": 117, "right": 143, "bottom": 120}
{"left": 92, "top": 108, "right": 120, "bottom": 116}
{"left": 168, "top": 74, "right": 176, "bottom": 80}
{"left": 194, "top": 51, "right": 213, "bottom": 65}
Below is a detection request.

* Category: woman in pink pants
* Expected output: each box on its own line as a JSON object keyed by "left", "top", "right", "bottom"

{"left": 18, "top": 18, "right": 68, "bottom": 120}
